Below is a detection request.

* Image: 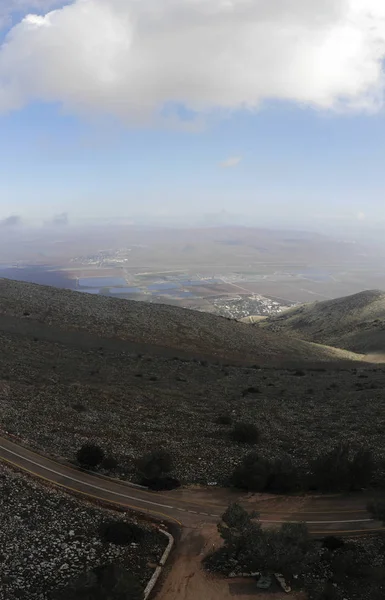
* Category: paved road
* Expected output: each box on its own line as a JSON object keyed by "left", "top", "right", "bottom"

{"left": 0, "top": 436, "right": 383, "bottom": 537}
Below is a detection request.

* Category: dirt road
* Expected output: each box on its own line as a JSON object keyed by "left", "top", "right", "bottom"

{"left": 1, "top": 435, "right": 383, "bottom": 600}
{"left": 0, "top": 436, "right": 383, "bottom": 536}
{"left": 156, "top": 526, "right": 306, "bottom": 600}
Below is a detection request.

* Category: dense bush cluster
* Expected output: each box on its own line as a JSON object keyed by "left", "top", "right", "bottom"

{"left": 231, "top": 444, "right": 376, "bottom": 493}
{"left": 311, "top": 445, "right": 374, "bottom": 492}
{"left": 231, "top": 452, "right": 300, "bottom": 493}
{"left": 205, "top": 504, "right": 385, "bottom": 600}
{"left": 204, "top": 503, "right": 313, "bottom": 577}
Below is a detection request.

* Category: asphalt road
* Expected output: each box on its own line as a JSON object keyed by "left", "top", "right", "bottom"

{"left": 0, "top": 436, "right": 383, "bottom": 537}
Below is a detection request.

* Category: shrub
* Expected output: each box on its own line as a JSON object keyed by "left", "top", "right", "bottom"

{"left": 350, "top": 448, "right": 375, "bottom": 490}
{"left": 76, "top": 444, "right": 104, "bottom": 469}
{"left": 53, "top": 563, "right": 144, "bottom": 600}
{"left": 231, "top": 422, "right": 259, "bottom": 444}
{"left": 216, "top": 414, "right": 233, "bottom": 426}
{"left": 136, "top": 449, "right": 173, "bottom": 481}
{"left": 322, "top": 536, "right": 345, "bottom": 552}
{"left": 232, "top": 453, "right": 302, "bottom": 493}
{"left": 242, "top": 386, "right": 260, "bottom": 397}
{"left": 312, "top": 445, "right": 374, "bottom": 492}
{"left": 72, "top": 403, "right": 87, "bottom": 413}
{"left": 267, "top": 456, "right": 301, "bottom": 493}
{"left": 143, "top": 476, "right": 181, "bottom": 491}
{"left": 102, "top": 456, "right": 118, "bottom": 471}
{"left": 232, "top": 452, "right": 270, "bottom": 491}
{"left": 99, "top": 521, "right": 144, "bottom": 545}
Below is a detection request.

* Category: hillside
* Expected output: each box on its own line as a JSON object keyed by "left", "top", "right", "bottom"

{"left": 262, "top": 290, "right": 385, "bottom": 355}
{"left": 0, "top": 278, "right": 363, "bottom": 366}
{"left": 1, "top": 278, "right": 385, "bottom": 487}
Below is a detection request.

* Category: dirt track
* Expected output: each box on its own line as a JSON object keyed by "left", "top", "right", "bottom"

{"left": 156, "top": 526, "right": 305, "bottom": 600}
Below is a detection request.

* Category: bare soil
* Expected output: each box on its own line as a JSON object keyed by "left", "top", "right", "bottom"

{"left": 156, "top": 525, "right": 305, "bottom": 600}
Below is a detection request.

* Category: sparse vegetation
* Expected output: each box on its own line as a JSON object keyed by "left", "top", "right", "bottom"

{"left": 2, "top": 280, "right": 385, "bottom": 488}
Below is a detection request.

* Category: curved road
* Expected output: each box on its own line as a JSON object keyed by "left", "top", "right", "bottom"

{"left": 0, "top": 436, "right": 383, "bottom": 537}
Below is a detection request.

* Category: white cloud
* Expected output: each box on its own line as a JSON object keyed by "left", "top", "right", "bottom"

{"left": 357, "top": 211, "right": 366, "bottom": 220}
{"left": 0, "top": 1, "right": 65, "bottom": 30}
{"left": 220, "top": 156, "right": 242, "bottom": 168}
{"left": 1, "top": 0, "right": 385, "bottom": 124}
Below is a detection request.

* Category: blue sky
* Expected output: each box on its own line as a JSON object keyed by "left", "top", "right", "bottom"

{"left": 1, "top": 1, "right": 385, "bottom": 232}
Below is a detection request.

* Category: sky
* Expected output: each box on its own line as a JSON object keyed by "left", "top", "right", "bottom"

{"left": 1, "top": 0, "right": 385, "bottom": 232}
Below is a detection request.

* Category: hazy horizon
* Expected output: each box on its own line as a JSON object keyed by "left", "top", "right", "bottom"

{"left": 1, "top": 1, "right": 385, "bottom": 234}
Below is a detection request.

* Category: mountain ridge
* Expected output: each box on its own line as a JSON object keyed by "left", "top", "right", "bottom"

{"left": 0, "top": 278, "right": 364, "bottom": 366}
{"left": 262, "top": 289, "right": 385, "bottom": 355}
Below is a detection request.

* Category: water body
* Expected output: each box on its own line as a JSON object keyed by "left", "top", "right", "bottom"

{"left": 78, "top": 277, "right": 127, "bottom": 287}
{"left": 298, "top": 269, "right": 331, "bottom": 282}
{"left": 76, "top": 288, "right": 101, "bottom": 294}
{"left": 0, "top": 266, "right": 76, "bottom": 289}
{"left": 147, "top": 283, "right": 180, "bottom": 291}
{"left": 109, "top": 287, "right": 142, "bottom": 294}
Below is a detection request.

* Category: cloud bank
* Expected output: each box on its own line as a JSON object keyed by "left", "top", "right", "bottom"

{"left": 0, "top": 214, "right": 22, "bottom": 227}
{"left": 220, "top": 157, "right": 242, "bottom": 168}
{"left": 1, "top": 0, "right": 385, "bottom": 123}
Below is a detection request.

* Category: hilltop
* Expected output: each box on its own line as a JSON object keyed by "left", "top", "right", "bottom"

{"left": 0, "top": 278, "right": 363, "bottom": 366}
{"left": 262, "top": 289, "right": 385, "bottom": 355}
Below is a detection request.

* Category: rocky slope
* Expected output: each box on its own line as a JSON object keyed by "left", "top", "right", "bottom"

{"left": 261, "top": 290, "right": 385, "bottom": 355}
{"left": 0, "top": 278, "right": 363, "bottom": 366}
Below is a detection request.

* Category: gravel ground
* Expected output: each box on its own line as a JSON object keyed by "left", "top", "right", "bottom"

{"left": 0, "top": 464, "right": 166, "bottom": 600}
{"left": 1, "top": 328, "right": 385, "bottom": 485}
